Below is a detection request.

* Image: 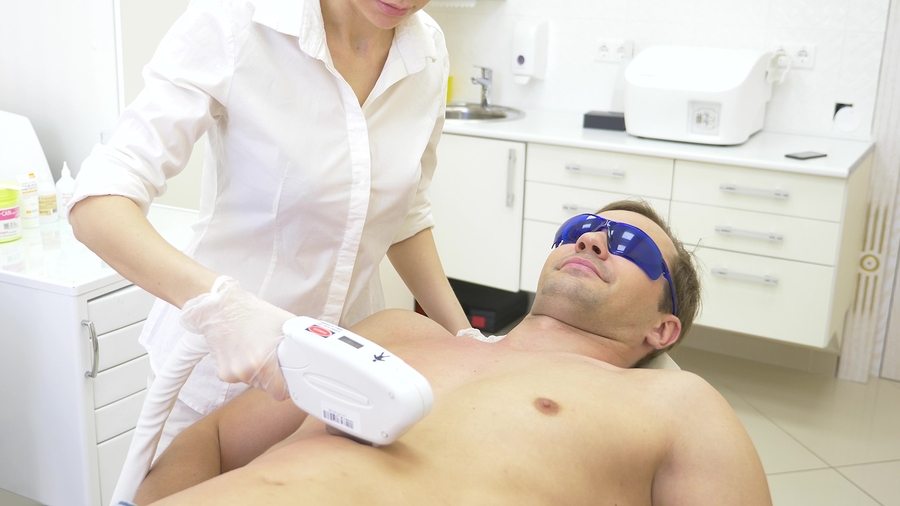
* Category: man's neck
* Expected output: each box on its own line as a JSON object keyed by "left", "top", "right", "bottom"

{"left": 503, "top": 315, "right": 639, "bottom": 368}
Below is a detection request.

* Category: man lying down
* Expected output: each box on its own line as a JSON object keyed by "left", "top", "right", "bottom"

{"left": 136, "top": 199, "right": 772, "bottom": 506}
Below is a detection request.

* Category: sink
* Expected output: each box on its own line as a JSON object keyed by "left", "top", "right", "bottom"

{"left": 445, "top": 102, "right": 525, "bottom": 122}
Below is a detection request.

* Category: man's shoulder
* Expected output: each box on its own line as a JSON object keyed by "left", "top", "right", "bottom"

{"left": 350, "top": 309, "right": 452, "bottom": 347}
{"left": 634, "top": 370, "right": 749, "bottom": 449}
{"left": 621, "top": 368, "right": 725, "bottom": 412}
{"left": 639, "top": 373, "right": 771, "bottom": 504}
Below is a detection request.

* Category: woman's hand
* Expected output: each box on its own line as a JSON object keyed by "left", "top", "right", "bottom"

{"left": 180, "top": 276, "right": 296, "bottom": 400}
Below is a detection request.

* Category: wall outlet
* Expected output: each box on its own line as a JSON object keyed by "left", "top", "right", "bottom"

{"left": 595, "top": 39, "right": 634, "bottom": 63}
{"left": 774, "top": 43, "right": 816, "bottom": 69}
{"left": 794, "top": 45, "right": 815, "bottom": 68}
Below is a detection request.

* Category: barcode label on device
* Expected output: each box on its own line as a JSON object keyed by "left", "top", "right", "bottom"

{"left": 323, "top": 409, "right": 354, "bottom": 429}
{"left": 321, "top": 401, "right": 362, "bottom": 435}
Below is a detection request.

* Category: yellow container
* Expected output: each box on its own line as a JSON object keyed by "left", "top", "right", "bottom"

{"left": 0, "top": 184, "right": 22, "bottom": 243}
{"left": 447, "top": 75, "right": 453, "bottom": 103}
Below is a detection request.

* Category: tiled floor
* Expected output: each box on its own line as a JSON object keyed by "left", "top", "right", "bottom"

{"left": 670, "top": 346, "right": 900, "bottom": 506}
{"left": 3, "top": 347, "right": 898, "bottom": 505}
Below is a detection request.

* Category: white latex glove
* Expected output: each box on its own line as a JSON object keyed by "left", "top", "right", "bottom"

{"left": 180, "top": 276, "right": 295, "bottom": 400}
{"left": 456, "top": 327, "right": 506, "bottom": 343}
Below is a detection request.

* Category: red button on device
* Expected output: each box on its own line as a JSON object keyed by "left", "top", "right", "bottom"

{"left": 471, "top": 315, "right": 486, "bottom": 329}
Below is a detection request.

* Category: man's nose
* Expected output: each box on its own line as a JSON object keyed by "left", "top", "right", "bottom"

{"left": 575, "top": 231, "right": 610, "bottom": 259}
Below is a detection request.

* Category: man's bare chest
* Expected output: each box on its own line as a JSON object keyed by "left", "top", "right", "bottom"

{"left": 278, "top": 338, "right": 668, "bottom": 505}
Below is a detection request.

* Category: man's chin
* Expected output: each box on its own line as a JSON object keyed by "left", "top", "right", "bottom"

{"left": 539, "top": 276, "right": 600, "bottom": 299}
{"left": 535, "top": 282, "right": 603, "bottom": 320}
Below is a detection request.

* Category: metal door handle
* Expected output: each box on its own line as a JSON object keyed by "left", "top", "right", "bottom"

{"left": 506, "top": 149, "right": 516, "bottom": 208}
{"left": 565, "top": 164, "right": 625, "bottom": 179}
{"left": 82, "top": 320, "right": 99, "bottom": 378}
{"left": 711, "top": 268, "right": 779, "bottom": 286}
{"left": 562, "top": 204, "right": 595, "bottom": 213}
{"left": 714, "top": 226, "right": 784, "bottom": 243}
{"left": 719, "top": 183, "right": 789, "bottom": 200}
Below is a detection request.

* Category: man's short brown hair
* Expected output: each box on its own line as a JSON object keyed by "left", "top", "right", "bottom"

{"left": 595, "top": 199, "right": 701, "bottom": 366}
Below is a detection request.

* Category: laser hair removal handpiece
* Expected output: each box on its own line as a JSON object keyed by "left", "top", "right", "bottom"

{"left": 279, "top": 317, "right": 434, "bottom": 445}
{"left": 109, "top": 317, "right": 433, "bottom": 506}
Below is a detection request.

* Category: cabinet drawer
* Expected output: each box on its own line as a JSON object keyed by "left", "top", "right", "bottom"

{"left": 673, "top": 160, "right": 846, "bottom": 221}
{"left": 98, "top": 428, "right": 134, "bottom": 506}
{"left": 670, "top": 202, "right": 841, "bottom": 265}
{"left": 96, "top": 389, "right": 146, "bottom": 443}
{"left": 94, "top": 354, "right": 150, "bottom": 409}
{"left": 98, "top": 321, "right": 146, "bottom": 372}
{"left": 527, "top": 144, "right": 674, "bottom": 199}
{"left": 520, "top": 220, "right": 559, "bottom": 293}
{"left": 87, "top": 284, "right": 156, "bottom": 335}
{"left": 694, "top": 248, "right": 834, "bottom": 348}
{"left": 524, "top": 181, "right": 669, "bottom": 224}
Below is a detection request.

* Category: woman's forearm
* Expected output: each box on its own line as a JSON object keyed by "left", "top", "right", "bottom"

{"left": 69, "top": 195, "right": 219, "bottom": 308}
{"left": 387, "top": 228, "right": 469, "bottom": 334}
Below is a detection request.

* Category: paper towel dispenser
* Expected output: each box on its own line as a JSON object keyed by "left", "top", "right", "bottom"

{"left": 623, "top": 46, "right": 786, "bottom": 146}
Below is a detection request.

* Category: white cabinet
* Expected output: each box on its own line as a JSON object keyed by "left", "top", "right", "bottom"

{"left": 0, "top": 206, "right": 196, "bottom": 506}
{"left": 430, "top": 134, "right": 526, "bottom": 293}
{"left": 669, "top": 157, "right": 872, "bottom": 349}
{"left": 432, "top": 128, "right": 871, "bottom": 351}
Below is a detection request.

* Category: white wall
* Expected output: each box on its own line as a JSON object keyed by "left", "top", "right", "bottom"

{"left": 427, "top": 0, "right": 889, "bottom": 140}
{"left": 2, "top": 0, "right": 887, "bottom": 184}
{"left": 0, "top": 0, "right": 120, "bottom": 181}
{"left": 0, "top": 0, "right": 201, "bottom": 209}
{"left": 119, "top": 0, "right": 203, "bottom": 210}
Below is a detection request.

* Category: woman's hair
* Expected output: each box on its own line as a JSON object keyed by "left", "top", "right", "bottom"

{"left": 595, "top": 199, "right": 701, "bottom": 366}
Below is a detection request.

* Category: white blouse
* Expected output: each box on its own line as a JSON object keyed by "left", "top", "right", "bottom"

{"left": 70, "top": 0, "right": 449, "bottom": 414}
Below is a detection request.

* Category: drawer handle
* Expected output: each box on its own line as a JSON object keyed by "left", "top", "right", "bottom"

{"left": 82, "top": 320, "right": 99, "bottom": 378}
{"left": 714, "top": 226, "right": 784, "bottom": 243}
{"left": 566, "top": 164, "right": 625, "bottom": 179}
{"left": 506, "top": 149, "right": 517, "bottom": 208}
{"left": 719, "top": 183, "right": 789, "bottom": 200}
{"left": 562, "top": 204, "right": 596, "bottom": 213}
{"left": 711, "top": 268, "right": 779, "bottom": 286}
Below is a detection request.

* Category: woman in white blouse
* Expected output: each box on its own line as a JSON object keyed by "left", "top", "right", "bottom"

{"left": 68, "top": 0, "right": 468, "bottom": 454}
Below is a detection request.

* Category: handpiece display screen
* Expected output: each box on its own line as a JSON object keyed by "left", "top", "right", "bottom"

{"left": 338, "top": 336, "right": 364, "bottom": 349}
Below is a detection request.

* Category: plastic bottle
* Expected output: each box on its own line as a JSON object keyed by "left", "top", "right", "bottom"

{"left": 14, "top": 172, "right": 40, "bottom": 228}
{"left": 56, "top": 162, "right": 75, "bottom": 221}
{"left": 38, "top": 175, "right": 58, "bottom": 224}
{"left": 0, "top": 182, "right": 22, "bottom": 243}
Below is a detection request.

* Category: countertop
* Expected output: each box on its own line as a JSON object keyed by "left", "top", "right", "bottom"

{"left": 0, "top": 205, "right": 198, "bottom": 296}
{"left": 444, "top": 109, "right": 875, "bottom": 179}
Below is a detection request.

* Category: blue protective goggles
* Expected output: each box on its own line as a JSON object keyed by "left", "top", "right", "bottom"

{"left": 552, "top": 214, "right": 677, "bottom": 315}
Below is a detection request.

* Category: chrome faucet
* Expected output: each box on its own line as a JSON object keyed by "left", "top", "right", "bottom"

{"left": 471, "top": 66, "right": 493, "bottom": 109}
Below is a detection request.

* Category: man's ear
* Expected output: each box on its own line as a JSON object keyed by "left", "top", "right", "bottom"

{"left": 647, "top": 314, "right": 681, "bottom": 350}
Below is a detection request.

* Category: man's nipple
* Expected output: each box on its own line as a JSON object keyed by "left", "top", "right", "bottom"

{"left": 533, "top": 397, "right": 560, "bottom": 416}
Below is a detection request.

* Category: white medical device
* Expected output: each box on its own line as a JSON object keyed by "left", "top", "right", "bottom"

{"left": 110, "top": 317, "right": 433, "bottom": 506}
{"left": 623, "top": 45, "right": 789, "bottom": 146}
{"left": 279, "top": 317, "right": 434, "bottom": 445}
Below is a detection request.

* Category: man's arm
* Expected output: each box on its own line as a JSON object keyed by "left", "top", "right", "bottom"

{"left": 134, "top": 309, "right": 436, "bottom": 504}
{"left": 652, "top": 372, "right": 772, "bottom": 506}
{"left": 134, "top": 389, "right": 307, "bottom": 505}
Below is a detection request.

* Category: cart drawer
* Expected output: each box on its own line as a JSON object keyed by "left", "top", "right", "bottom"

{"left": 93, "top": 354, "right": 150, "bottom": 409}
